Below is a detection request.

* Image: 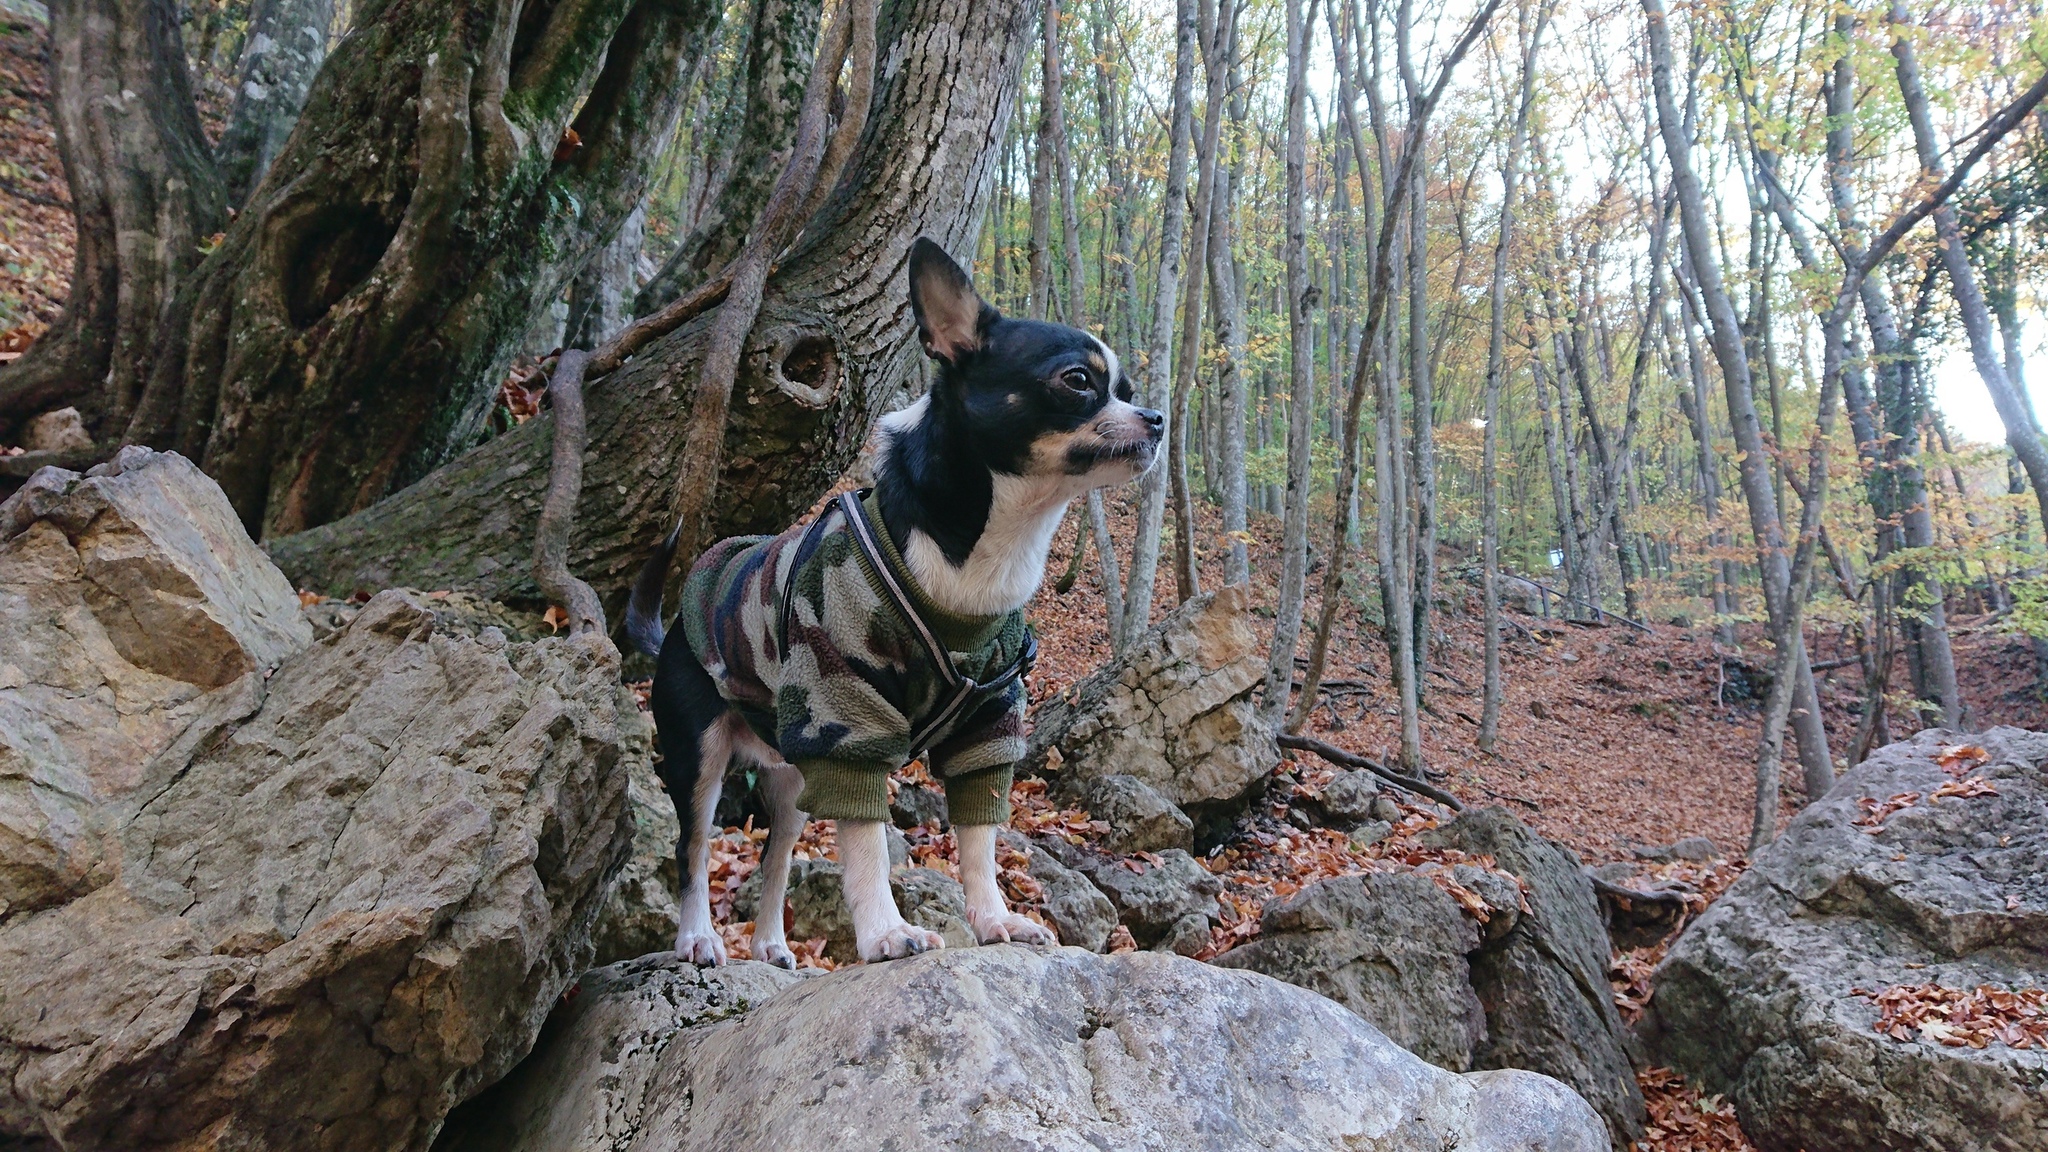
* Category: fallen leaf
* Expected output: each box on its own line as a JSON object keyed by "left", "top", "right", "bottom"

{"left": 554, "top": 127, "right": 583, "bottom": 161}
{"left": 542, "top": 604, "right": 568, "bottom": 633}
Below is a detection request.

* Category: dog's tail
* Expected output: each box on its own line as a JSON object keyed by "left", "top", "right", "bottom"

{"left": 623, "top": 521, "right": 683, "bottom": 658}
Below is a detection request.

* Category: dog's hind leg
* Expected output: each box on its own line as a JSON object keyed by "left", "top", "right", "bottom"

{"left": 651, "top": 638, "right": 734, "bottom": 966}
{"left": 840, "top": 819, "right": 944, "bottom": 962}
{"left": 737, "top": 738, "right": 805, "bottom": 970}
{"left": 957, "top": 824, "right": 1057, "bottom": 946}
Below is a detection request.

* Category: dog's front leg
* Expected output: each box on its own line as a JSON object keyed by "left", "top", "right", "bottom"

{"left": 957, "top": 824, "right": 1057, "bottom": 946}
{"left": 839, "top": 819, "right": 944, "bottom": 961}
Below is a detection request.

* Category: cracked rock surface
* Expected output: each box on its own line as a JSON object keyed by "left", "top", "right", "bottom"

{"left": 0, "top": 490, "right": 637, "bottom": 1152}
{"left": 1643, "top": 728, "right": 2048, "bottom": 1152}
{"left": 435, "top": 946, "right": 1607, "bottom": 1152}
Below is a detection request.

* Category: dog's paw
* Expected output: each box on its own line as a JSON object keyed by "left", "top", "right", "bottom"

{"left": 752, "top": 937, "right": 798, "bottom": 970}
{"left": 675, "top": 927, "right": 728, "bottom": 967}
{"left": 859, "top": 921, "right": 946, "bottom": 962}
{"left": 969, "top": 907, "right": 1057, "bottom": 947}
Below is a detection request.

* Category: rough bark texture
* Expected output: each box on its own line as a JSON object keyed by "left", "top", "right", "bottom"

{"left": 0, "top": 0, "right": 225, "bottom": 440}
{"left": 267, "top": 0, "right": 1039, "bottom": 603}
{"left": 633, "top": 0, "right": 823, "bottom": 315}
{"left": 125, "top": 0, "right": 722, "bottom": 538}
{"left": 216, "top": 0, "right": 336, "bottom": 206}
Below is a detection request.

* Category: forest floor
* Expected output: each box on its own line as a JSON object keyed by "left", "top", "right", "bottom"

{"left": 0, "top": 13, "right": 71, "bottom": 348}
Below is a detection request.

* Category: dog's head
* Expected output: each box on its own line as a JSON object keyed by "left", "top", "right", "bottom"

{"left": 902, "top": 237, "right": 1163, "bottom": 489}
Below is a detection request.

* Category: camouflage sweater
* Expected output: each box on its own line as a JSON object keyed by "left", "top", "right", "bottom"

{"left": 679, "top": 491, "right": 1030, "bottom": 826}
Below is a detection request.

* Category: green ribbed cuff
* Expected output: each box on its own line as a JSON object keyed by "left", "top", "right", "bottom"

{"left": 942, "top": 764, "right": 1013, "bottom": 826}
{"left": 795, "top": 759, "right": 894, "bottom": 824}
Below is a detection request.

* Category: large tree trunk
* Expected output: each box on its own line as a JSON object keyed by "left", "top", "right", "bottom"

{"left": 125, "top": 0, "right": 722, "bottom": 538}
{"left": 269, "top": 0, "right": 1039, "bottom": 601}
{"left": 635, "top": 0, "right": 822, "bottom": 313}
{"left": 216, "top": 0, "right": 336, "bottom": 206}
{"left": 0, "top": 0, "right": 225, "bottom": 440}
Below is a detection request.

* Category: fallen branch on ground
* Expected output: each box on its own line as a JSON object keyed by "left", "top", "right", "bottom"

{"left": 1276, "top": 732, "right": 1466, "bottom": 811}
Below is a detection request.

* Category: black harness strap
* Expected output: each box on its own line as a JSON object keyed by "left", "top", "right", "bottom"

{"left": 778, "top": 490, "right": 1036, "bottom": 756}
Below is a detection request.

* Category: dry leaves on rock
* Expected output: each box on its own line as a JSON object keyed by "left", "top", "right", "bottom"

{"left": 1935, "top": 743, "right": 1989, "bottom": 776}
{"left": 1853, "top": 983, "right": 2048, "bottom": 1049}
{"left": 1852, "top": 791, "right": 1923, "bottom": 833}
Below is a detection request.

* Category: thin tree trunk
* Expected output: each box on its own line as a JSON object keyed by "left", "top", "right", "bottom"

{"left": 1398, "top": 17, "right": 1436, "bottom": 690}
{"left": 1644, "top": 0, "right": 1829, "bottom": 847}
{"left": 1208, "top": 137, "right": 1251, "bottom": 586}
{"left": 215, "top": 0, "right": 335, "bottom": 206}
{"left": 0, "top": 0, "right": 225, "bottom": 442}
{"left": 1169, "top": 0, "right": 1233, "bottom": 602}
{"left": 1026, "top": 0, "right": 1058, "bottom": 321}
{"left": 1891, "top": 7, "right": 2048, "bottom": 540}
{"left": 1261, "top": 0, "right": 1317, "bottom": 727}
{"left": 1120, "top": 0, "right": 1196, "bottom": 646}
{"left": 1480, "top": 0, "right": 1550, "bottom": 753}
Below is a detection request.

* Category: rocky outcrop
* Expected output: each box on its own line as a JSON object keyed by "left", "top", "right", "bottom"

{"left": 1213, "top": 871, "right": 1488, "bottom": 1068}
{"left": 1039, "top": 838, "right": 1222, "bottom": 951}
{"left": 0, "top": 448, "right": 312, "bottom": 916}
{"left": 1218, "top": 808, "right": 1645, "bottom": 1146}
{"left": 437, "top": 947, "right": 1609, "bottom": 1152}
{"left": 1024, "top": 585, "right": 1279, "bottom": 818}
{"left": 1643, "top": 728, "right": 2048, "bottom": 1152}
{"left": 1427, "top": 808, "right": 1647, "bottom": 1145}
{"left": 1080, "top": 773, "right": 1194, "bottom": 853}
{"left": 732, "top": 857, "right": 975, "bottom": 963}
{"left": 590, "top": 737, "right": 680, "bottom": 966}
{"left": 433, "top": 955, "right": 805, "bottom": 1152}
{"left": 1000, "top": 829, "right": 1117, "bottom": 952}
{"left": 0, "top": 501, "right": 637, "bottom": 1152}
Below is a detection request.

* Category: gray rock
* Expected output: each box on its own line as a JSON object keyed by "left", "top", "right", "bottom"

{"left": 20, "top": 407, "right": 90, "bottom": 454}
{"left": 1643, "top": 728, "right": 2048, "bottom": 1152}
{"left": 1310, "top": 769, "right": 1383, "bottom": 829}
{"left": 1083, "top": 773, "right": 1195, "bottom": 853}
{"left": 590, "top": 731, "right": 681, "bottom": 966}
{"left": 1669, "top": 835, "right": 1719, "bottom": 861}
{"left": 1025, "top": 585, "right": 1280, "bottom": 813}
{"left": 0, "top": 589, "right": 636, "bottom": 1152}
{"left": 0, "top": 448, "right": 312, "bottom": 916}
{"left": 1001, "top": 830, "right": 1116, "bottom": 952}
{"left": 1427, "top": 808, "right": 1647, "bottom": 1146}
{"left": 890, "top": 781, "right": 946, "bottom": 829}
{"left": 1062, "top": 845, "right": 1221, "bottom": 948}
{"left": 1214, "top": 871, "right": 1487, "bottom": 1070}
{"left": 1463, "top": 1070, "right": 1612, "bottom": 1152}
{"left": 435, "top": 956, "right": 804, "bottom": 1152}
{"left": 1349, "top": 819, "right": 1394, "bottom": 849}
{"left": 1157, "top": 910, "right": 1213, "bottom": 956}
{"left": 441, "top": 947, "right": 1608, "bottom": 1151}
{"left": 1371, "top": 793, "right": 1404, "bottom": 824}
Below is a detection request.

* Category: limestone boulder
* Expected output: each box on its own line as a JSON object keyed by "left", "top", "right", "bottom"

{"left": 0, "top": 590, "right": 637, "bottom": 1152}
{"left": 435, "top": 947, "right": 1609, "bottom": 1152}
{"left": 999, "top": 828, "right": 1116, "bottom": 952}
{"left": 0, "top": 448, "right": 312, "bottom": 916}
{"left": 589, "top": 727, "right": 679, "bottom": 966}
{"left": 1024, "top": 585, "right": 1279, "bottom": 813}
{"left": 1218, "top": 808, "right": 1645, "bottom": 1146}
{"left": 1643, "top": 728, "right": 2048, "bottom": 1152}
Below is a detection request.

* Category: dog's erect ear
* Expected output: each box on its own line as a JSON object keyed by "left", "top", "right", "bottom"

{"left": 908, "top": 237, "right": 994, "bottom": 364}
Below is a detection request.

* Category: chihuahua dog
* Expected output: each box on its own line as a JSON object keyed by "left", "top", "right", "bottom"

{"left": 626, "top": 238, "right": 1163, "bottom": 966}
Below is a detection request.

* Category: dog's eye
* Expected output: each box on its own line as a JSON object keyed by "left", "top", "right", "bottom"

{"left": 1060, "top": 368, "right": 1093, "bottom": 394}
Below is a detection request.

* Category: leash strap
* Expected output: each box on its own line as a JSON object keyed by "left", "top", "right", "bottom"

{"left": 778, "top": 489, "right": 1036, "bottom": 756}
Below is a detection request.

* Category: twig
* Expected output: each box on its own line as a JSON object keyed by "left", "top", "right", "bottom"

{"left": 1506, "top": 575, "right": 1654, "bottom": 633}
{"left": 1276, "top": 732, "right": 1466, "bottom": 811}
{"left": 1471, "top": 782, "right": 1541, "bottom": 811}
{"left": 533, "top": 350, "right": 608, "bottom": 641}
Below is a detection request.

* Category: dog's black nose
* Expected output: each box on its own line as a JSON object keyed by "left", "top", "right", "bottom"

{"left": 1138, "top": 407, "right": 1165, "bottom": 436}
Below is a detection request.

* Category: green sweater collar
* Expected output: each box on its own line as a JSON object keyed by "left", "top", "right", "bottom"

{"left": 859, "top": 490, "right": 1015, "bottom": 653}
